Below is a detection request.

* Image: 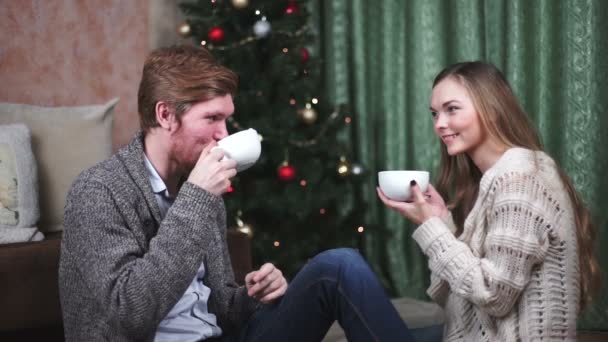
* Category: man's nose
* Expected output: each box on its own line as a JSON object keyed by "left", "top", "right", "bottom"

{"left": 215, "top": 122, "right": 229, "bottom": 140}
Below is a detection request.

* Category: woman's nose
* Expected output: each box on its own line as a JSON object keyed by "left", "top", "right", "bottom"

{"left": 434, "top": 112, "right": 448, "bottom": 130}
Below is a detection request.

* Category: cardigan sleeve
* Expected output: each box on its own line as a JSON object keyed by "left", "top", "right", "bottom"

{"left": 61, "top": 177, "right": 233, "bottom": 339}
{"left": 412, "top": 173, "right": 553, "bottom": 317}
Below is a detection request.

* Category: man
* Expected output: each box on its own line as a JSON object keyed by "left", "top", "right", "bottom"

{"left": 59, "top": 45, "right": 414, "bottom": 341}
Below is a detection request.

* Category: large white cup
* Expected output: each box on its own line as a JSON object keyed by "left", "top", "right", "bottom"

{"left": 213, "top": 128, "right": 261, "bottom": 172}
{"left": 378, "top": 170, "right": 430, "bottom": 201}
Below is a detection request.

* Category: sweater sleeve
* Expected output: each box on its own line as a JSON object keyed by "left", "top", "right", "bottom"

{"left": 412, "top": 174, "right": 552, "bottom": 317}
{"left": 61, "top": 177, "right": 231, "bottom": 339}
{"left": 425, "top": 212, "right": 457, "bottom": 306}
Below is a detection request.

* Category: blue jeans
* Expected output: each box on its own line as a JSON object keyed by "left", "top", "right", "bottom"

{"left": 220, "top": 248, "right": 415, "bottom": 342}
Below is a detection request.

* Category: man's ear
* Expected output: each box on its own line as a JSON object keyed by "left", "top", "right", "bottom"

{"left": 155, "top": 101, "right": 175, "bottom": 130}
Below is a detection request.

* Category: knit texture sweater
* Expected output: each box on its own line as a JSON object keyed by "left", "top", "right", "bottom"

{"left": 412, "top": 148, "right": 579, "bottom": 341}
{"left": 59, "top": 133, "right": 257, "bottom": 341}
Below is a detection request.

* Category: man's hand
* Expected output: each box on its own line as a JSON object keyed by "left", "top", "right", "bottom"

{"left": 187, "top": 143, "right": 237, "bottom": 195}
{"left": 245, "top": 263, "right": 288, "bottom": 304}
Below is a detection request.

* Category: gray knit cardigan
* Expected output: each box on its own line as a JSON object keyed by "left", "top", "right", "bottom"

{"left": 59, "top": 132, "right": 257, "bottom": 341}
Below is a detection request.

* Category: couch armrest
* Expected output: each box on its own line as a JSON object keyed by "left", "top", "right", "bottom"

{"left": 0, "top": 229, "right": 252, "bottom": 336}
{"left": 226, "top": 229, "right": 253, "bottom": 284}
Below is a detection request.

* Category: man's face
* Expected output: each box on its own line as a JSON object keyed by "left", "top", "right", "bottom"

{"left": 170, "top": 94, "right": 234, "bottom": 171}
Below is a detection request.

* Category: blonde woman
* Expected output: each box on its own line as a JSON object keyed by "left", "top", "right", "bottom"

{"left": 378, "top": 61, "right": 600, "bottom": 341}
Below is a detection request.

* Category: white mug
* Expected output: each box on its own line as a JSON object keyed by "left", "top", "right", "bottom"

{"left": 378, "top": 170, "right": 430, "bottom": 201}
{"left": 212, "top": 128, "right": 261, "bottom": 172}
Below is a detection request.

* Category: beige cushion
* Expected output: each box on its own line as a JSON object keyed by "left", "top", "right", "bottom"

{"left": 0, "top": 98, "right": 118, "bottom": 232}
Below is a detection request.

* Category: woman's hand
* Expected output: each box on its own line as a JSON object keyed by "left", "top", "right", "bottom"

{"left": 377, "top": 182, "right": 449, "bottom": 225}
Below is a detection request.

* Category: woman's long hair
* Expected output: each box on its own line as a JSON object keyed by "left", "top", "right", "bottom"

{"left": 432, "top": 61, "right": 600, "bottom": 312}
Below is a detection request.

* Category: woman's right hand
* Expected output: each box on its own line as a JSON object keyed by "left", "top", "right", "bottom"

{"left": 377, "top": 183, "right": 449, "bottom": 225}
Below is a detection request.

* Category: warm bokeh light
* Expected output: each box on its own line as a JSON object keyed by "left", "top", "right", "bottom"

{"left": 345, "top": 117, "right": 352, "bottom": 123}
{"left": 357, "top": 226, "right": 365, "bottom": 233}
{"left": 311, "top": 98, "right": 318, "bottom": 104}
{"left": 320, "top": 208, "right": 326, "bottom": 214}
{"left": 273, "top": 241, "right": 280, "bottom": 247}
{"left": 300, "top": 180, "right": 307, "bottom": 186}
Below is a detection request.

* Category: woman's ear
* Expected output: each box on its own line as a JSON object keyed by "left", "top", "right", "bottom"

{"left": 155, "top": 101, "right": 175, "bottom": 130}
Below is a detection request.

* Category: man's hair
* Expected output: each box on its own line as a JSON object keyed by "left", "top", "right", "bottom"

{"left": 137, "top": 44, "right": 238, "bottom": 130}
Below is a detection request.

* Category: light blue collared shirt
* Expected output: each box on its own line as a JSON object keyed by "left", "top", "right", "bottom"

{"left": 144, "top": 155, "right": 222, "bottom": 341}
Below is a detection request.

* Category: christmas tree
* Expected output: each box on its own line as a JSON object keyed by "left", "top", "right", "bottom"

{"left": 179, "top": 0, "right": 365, "bottom": 278}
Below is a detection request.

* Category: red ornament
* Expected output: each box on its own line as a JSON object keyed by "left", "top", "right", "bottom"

{"left": 285, "top": 1, "right": 300, "bottom": 14}
{"left": 300, "top": 47, "right": 310, "bottom": 63}
{"left": 208, "top": 26, "right": 225, "bottom": 43}
{"left": 277, "top": 162, "right": 296, "bottom": 181}
{"left": 227, "top": 186, "right": 234, "bottom": 193}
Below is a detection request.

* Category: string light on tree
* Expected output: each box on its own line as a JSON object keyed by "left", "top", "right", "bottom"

{"left": 177, "top": 22, "right": 192, "bottom": 38}
{"left": 336, "top": 156, "right": 351, "bottom": 177}
{"left": 234, "top": 211, "right": 254, "bottom": 238}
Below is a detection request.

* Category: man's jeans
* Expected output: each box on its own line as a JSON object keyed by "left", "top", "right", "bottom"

{"left": 222, "top": 248, "right": 415, "bottom": 342}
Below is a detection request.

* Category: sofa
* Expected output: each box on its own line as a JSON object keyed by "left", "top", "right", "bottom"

{"left": 0, "top": 100, "right": 254, "bottom": 341}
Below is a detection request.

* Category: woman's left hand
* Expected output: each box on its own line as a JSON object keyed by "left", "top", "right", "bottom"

{"left": 377, "top": 181, "right": 436, "bottom": 225}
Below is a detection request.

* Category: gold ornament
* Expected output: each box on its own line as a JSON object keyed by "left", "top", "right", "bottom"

{"left": 231, "top": 0, "right": 249, "bottom": 9}
{"left": 234, "top": 211, "right": 254, "bottom": 238}
{"left": 177, "top": 22, "right": 192, "bottom": 38}
{"left": 297, "top": 103, "right": 318, "bottom": 125}
{"left": 336, "top": 156, "right": 351, "bottom": 177}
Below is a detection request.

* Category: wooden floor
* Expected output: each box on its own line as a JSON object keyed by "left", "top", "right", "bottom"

{"left": 579, "top": 331, "right": 608, "bottom": 341}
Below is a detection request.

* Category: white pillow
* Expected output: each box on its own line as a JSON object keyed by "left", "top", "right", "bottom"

{"left": 0, "top": 124, "right": 38, "bottom": 228}
{"left": 0, "top": 124, "right": 44, "bottom": 243}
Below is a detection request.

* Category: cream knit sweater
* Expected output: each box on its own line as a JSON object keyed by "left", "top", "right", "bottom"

{"left": 412, "top": 148, "right": 579, "bottom": 341}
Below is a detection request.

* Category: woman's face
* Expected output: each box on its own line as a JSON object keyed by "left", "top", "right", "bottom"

{"left": 430, "top": 77, "right": 486, "bottom": 156}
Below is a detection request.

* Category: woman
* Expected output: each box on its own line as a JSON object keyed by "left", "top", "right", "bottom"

{"left": 377, "top": 61, "right": 600, "bottom": 341}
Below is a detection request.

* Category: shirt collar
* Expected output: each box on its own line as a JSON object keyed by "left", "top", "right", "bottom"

{"left": 143, "top": 153, "right": 169, "bottom": 195}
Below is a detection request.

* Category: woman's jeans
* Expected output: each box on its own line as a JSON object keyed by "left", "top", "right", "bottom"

{"left": 221, "top": 248, "right": 416, "bottom": 342}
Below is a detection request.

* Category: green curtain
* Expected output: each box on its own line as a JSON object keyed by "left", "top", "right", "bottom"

{"left": 317, "top": 0, "right": 608, "bottom": 329}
